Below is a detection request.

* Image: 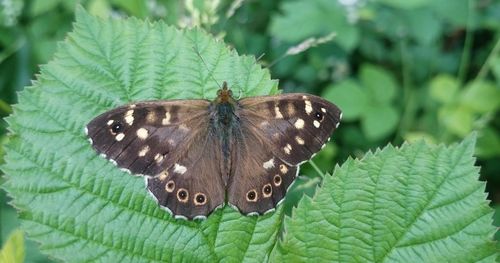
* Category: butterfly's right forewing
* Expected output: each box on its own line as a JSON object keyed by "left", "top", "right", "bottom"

{"left": 86, "top": 100, "right": 208, "bottom": 176}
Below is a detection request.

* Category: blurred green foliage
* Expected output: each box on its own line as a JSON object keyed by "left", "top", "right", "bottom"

{"left": 0, "top": 0, "right": 499, "bottom": 261}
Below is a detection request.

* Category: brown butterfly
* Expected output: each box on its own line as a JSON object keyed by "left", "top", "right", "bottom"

{"left": 86, "top": 82, "right": 341, "bottom": 220}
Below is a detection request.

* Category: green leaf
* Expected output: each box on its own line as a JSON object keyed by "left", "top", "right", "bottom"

{"left": 360, "top": 64, "right": 397, "bottom": 104}
{"left": 430, "top": 0, "right": 470, "bottom": 27}
{"left": 429, "top": 74, "right": 459, "bottom": 104}
{"left": 460, "top": 80, "right": 500, "bottom": 113}
{"left": 1, "top": 7, "right": 281, "bottom": 262}
{"left": 405, "top": 9, "right": 442, "bottom": 45}
{"left": 272, "top": 135, "right": 497, "bottom": 262}
{"left": 322, "top": 80, "right": 367, "bottom": 121}
{"left": 362, "top": 104, "right": 399, "bottom": 140}
{"left": 379, "top": 0, "right": 432, "bottom": 9}
{"left": 270, "top": 0, "right": 359, "bottom": 50}
{"left": 0, "top": 229, "right": 25, "bottom": 263}
{"left": 439, "top": 105, "right": 473, "bottom": 137}
{"left": 30, "top": 0, "right": 63, "bottom": 16}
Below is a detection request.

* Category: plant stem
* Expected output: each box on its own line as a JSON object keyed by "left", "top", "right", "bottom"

{"left": 394, "top": 37, "right": 413, "bottom": 144}
{"left": 309, "top": 160, "right": 324, "bottom": 177}
{"left": 476, "top": 37, "right": 500, "bottom": 80}
{"left": 457, "top": 0, "right": 474, "bottom": 84}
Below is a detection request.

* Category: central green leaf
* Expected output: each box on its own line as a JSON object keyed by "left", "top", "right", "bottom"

{"left": 2, "top": 7, "right": 280, "bottom": 262}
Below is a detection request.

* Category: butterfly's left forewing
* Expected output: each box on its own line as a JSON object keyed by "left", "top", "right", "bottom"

{"left": 226, "top": 94, "right": 341, "bottom": 215}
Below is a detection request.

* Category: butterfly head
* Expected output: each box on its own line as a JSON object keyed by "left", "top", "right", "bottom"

{"left": 216, "top": 81, "right": 235, "bottom": 104}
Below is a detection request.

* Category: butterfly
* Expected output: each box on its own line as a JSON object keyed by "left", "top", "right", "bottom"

{"left": 86, "top": 82, "right": 341, "bottom": 220}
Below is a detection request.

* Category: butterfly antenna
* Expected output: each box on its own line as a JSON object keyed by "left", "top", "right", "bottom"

{"left": 256, "top": 53, "right": 266, "bottom": 63}
{"left": 193, "top": 47, "right": 223, "bottom": 90}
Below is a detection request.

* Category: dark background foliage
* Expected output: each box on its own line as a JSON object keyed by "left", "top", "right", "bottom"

{"left": 0, "top": 0, "right": 498, "bottom": 261}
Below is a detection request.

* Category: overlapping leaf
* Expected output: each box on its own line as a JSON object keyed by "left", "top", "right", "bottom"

{"left": 271, "top": 135, "right": 496, "bottom": 262}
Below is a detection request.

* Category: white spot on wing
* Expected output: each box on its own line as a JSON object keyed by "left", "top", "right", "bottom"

{"left": 174, "top": 163, "right": 187, "bottom": 174}
{"left": 321, "top": 107, "right": 326, "bottom": 113}
{"left": 146, "top": 111, "right": 157, "bottom": 123}
{"left": 137, "top": 128, "right": 148, "bottom": 140}
{"left": 115, "top": 133, "right": 125, "bottom": 141}
{"left": 106, "top": 120, "right": 114, "bottom": 126}
{"left": 305, "top": 100, "right": 313, "bottom": 114}
{"left": 275, "top": 106, "right": 284, "bottom": 119}
{"left": 193, "top": 215, "right": 207, "bottom": 220}
{"left": 138, "top": 145, "right": 150, "bottom": 157}
{"left": 154, "top": 153, "right": 164, "bottom": 163}
{"left": 124, "top": 110, "right": 134, "bottom": 125}
{"left": 174, "top": 214, "right": 188, "bottom": 220}
{"left": 264, "top": 208, "right": 276, "bottom": 215}
{"left": 284, "top": 144, "right": 292, "bottom": 154}
{"left": 294, "top": 118, "right": 305, "bottom": 129}
{"left": 159, "top": 170, "right": 169, "bottom": 180}
{"left": 263, "top": 158, "right": 275, "bottom": 169}
{"left": 295, "top": 136, "right": 305, "bottom": 145}
{"left": 84, "top": 127, "right": 89, "bottom": 135}
{"left": 162, "top": 111, "right": 171, "bottom": 125}
{"left": 313, "top": 120, "right": 321, "bottom": 128}
{"left": 279, "top": 164, "right": 288, "bottom": 174}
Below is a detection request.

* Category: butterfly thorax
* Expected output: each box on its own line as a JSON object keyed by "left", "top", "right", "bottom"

{"left": 215, "top": 81, "right": 235, "bottom": 104}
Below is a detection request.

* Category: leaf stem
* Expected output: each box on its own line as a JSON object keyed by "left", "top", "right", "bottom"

{"left": 308, "top": 159, "right": 324, "bottom": 177}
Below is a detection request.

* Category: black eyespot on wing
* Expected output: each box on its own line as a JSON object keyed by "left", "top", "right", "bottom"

{"left": 274, "top": 174, "right": 282, "bottom": 186}
{"left": 263, "top": 185, "right": 272, "bottom": 194}
{"left": 111, "top": 121, "right": 124, "bottom": 134}
{"left": 196, "top": 194, "right": 205, "bottom": 203}
{"left": 314, "top": 111, "right": 323, "bottom": 121}
{"left": 247, "top": 190, "right": 256, "bottom": 201}
{"left": 177, "top": 189, "right": 188, "bottom": 201}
